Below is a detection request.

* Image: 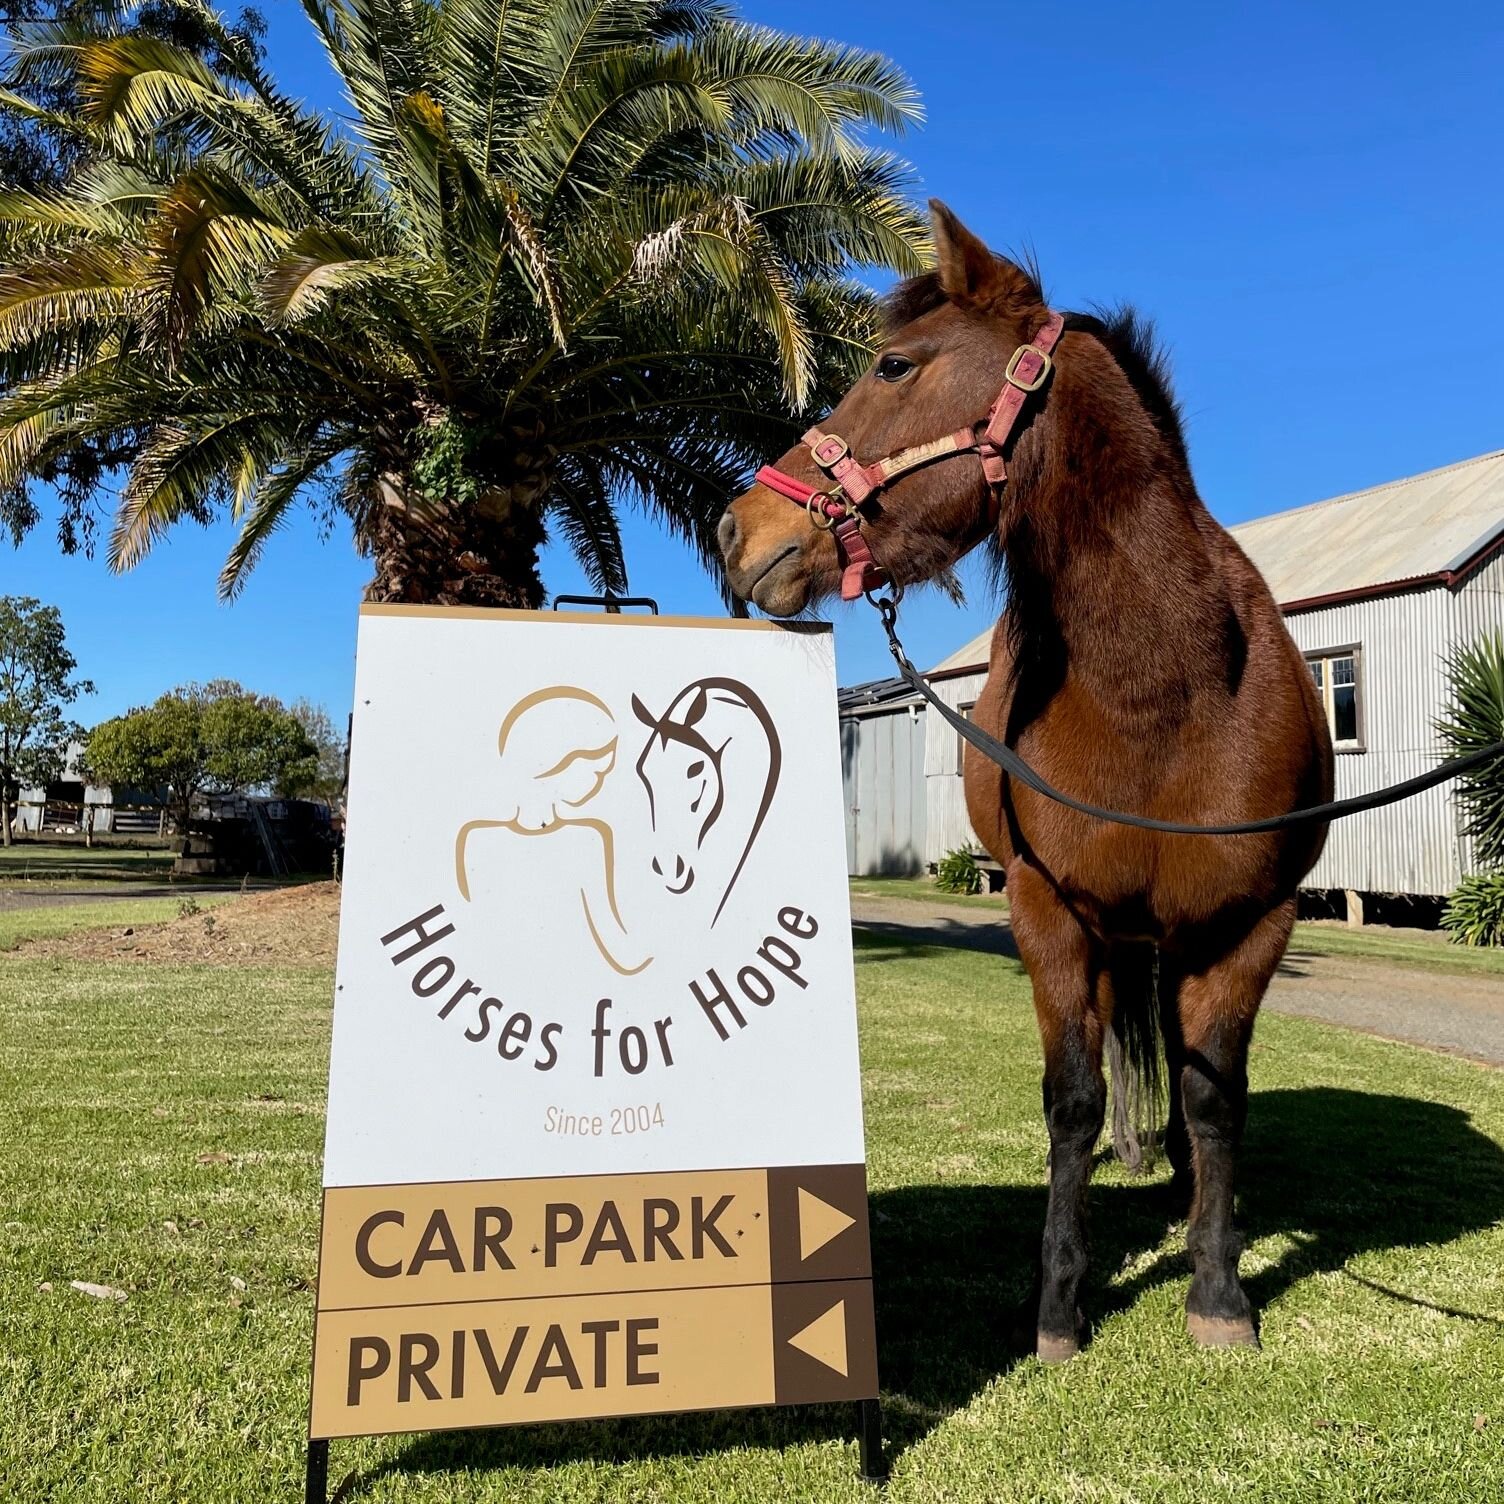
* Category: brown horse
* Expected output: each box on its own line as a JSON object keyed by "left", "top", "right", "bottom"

{"left": 718, "top": 202, "right": 1333, "bottom": 1359}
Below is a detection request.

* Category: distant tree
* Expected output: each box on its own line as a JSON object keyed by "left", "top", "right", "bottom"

{"left": 0, "top": 593, "right": 92, "bottom": 844}
{"left": 282, "top": 698, "right": 345, "bottom": 803}
{"left": 85, "top": 679, "right": 314, "bottom": 833}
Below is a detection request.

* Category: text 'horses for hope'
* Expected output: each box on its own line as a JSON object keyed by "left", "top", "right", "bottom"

{"left": 720, "top": 201, "right": 1334, "bottom": 1359}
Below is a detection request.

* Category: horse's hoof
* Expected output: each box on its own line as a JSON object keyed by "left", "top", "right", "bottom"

{"left": 1187, "top": 1313, "right": 1259, "bottom": 1349}
{"left": 1036, "top": 1331, "right": 1080, "bottom": 1364}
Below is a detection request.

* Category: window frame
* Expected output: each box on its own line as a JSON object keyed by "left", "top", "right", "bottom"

{"left": 955, "top": 700, "right": 978, "bottom": 774}
{"left": 1304, "top": 642, "right": 1366, "bottom": 754}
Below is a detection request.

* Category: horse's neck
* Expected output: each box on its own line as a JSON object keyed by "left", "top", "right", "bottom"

{"left": 1006, "top": 469, "right": 1236, "bottom": 727}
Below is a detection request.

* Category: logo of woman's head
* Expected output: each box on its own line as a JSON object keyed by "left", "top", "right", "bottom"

{"left": 496, "top": 687, "right": 618, "bottom": 831}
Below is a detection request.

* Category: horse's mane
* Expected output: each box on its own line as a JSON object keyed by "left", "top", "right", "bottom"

{"left": 882, "top": 270, "right": 1188, "bottom": 469}
{"left": 1062, "top": 306, "right": 1188, "bottom": 471}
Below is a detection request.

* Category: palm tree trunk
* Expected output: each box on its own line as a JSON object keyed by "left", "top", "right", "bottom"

{"left": 364, "top": 470, "right": 550, "bottom": 609}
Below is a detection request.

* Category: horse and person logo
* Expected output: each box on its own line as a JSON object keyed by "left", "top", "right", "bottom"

{"left": 453, "top": 676, "right": 783, "bottom": 980}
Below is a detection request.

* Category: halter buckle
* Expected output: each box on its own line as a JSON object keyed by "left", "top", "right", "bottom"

{"left": 810, "top": 434, "right": 850, "bottom": 468}
{"left": 1005, "top": 344, "right": 1053, "bottom": 393}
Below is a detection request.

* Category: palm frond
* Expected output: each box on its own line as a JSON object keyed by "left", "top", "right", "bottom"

{"left": 1439, "top": 633, "right": 1504, "bottom": 869}
{"left": 257, "top": 226, "right": 400, "bottom": 323}
{"left": 0, "top": 243, "right": 139, "bottom": 349}
{"left": 140, "top": 166, "right": 291, "bottom": 357}
{"left": 547, "top": 453, "right": 628, "bottom": 594}
{"left": 110, "top": 410, "right": 291, "bottom": 569}
{"left": 220, "top": 435, "right": 349, "bottom": 599}
{"left": 700, "top": 21, "right": 923, "bottom": 155}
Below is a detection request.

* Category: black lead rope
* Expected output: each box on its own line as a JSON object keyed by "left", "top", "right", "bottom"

{"left": 874, "top": 597, "right": 1504, "bottom": 837}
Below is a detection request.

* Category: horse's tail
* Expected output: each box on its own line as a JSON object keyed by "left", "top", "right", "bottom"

{"left": 1107, "top": 944, "right": 1166, "bottom": 1173}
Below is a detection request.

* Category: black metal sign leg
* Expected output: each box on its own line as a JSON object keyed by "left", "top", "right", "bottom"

{"left": 858, "top": 1398, "right": 887, "bottom": 1484}
{"left": 305, "top": 1439, "right": 329, "bottom": 1504}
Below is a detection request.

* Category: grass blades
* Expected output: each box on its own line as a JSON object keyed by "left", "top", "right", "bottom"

{"left": 2, "top": 929, "right": 1502, "bottom": 1499}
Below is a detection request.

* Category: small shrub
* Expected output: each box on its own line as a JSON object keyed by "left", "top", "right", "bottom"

{"left": 1441, "top": 873, "right": 1504, "bottom": 947}
{"left": 936, "top": 848, "right": 982, "bottom": 895}
{"left": 177, "top": 896, "right": 201, "bottom": 919}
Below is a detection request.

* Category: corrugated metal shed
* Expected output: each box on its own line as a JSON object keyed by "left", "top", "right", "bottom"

{"left": 926, "top": 450, "right": 1504, "bottom": 678}
{"left": 837, "top": 677, "right": 928, "bottom": 876}
{"left": 930, "top": 625, "right": 992, "bottom": 677}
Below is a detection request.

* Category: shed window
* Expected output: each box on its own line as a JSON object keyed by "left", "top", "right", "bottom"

{"left": 1306, "top": 647, "right": 1363, "bottom": 751}
{"left": 955, "top": 702, "right": 977, "bottom": 774}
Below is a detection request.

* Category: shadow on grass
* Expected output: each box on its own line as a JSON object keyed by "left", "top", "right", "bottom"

{"left": 879, "top": 1087, "right": 1504, "bottom": 1421}
{"left": 851, "top": 919, "right": 1019, "bottom": 962}
{"left": 334, "top": 1087, "right": 1504, "bottom": 1495}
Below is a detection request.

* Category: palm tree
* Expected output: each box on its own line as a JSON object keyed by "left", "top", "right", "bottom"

{"left": 0, "top": 0, "right": 926, "bottom": 606}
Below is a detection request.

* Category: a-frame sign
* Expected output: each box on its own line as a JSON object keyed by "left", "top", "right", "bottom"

{"left": 305, "top": 606, "right": 881, "bottom": 1498}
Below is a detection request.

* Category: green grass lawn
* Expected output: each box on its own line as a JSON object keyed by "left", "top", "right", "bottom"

{"left": 850, "top": 876, "right": 1504, "bottom": 977}
{"left": 0, "top": 841, "right": 175, "bottom": 887}
{"left": 0, "top": 896, "right": 233, "bottom": 952}
{"left": 1285, "top": 921, "right": 1504, "bottom": 976}
{"left": 0, "top": 841, "right": 332, "bottom": 896}
{"left": 849, "top": 874, "right": 1008, "bottom": 910}
{"left": 3, "top": 919, "right": 1503, "bottom": 1501}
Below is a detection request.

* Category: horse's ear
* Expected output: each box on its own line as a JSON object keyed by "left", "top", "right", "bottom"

{"left": 631, "top": 694, "right": 656, "bottom": 728}
{"left": 930, "top": 199, "right": 1042, "bottom": 316}
{"left": 683, "top": 687, "right": 709, "bottom": 727}
{"left": 931, "top": 200, "right": 997, "bottom": 303}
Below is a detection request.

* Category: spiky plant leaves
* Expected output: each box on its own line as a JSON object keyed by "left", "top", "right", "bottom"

{"left": 1438, "top": 632, "right": 1504, "bottom": 870}
{"left": 1441, "top": 873, "right": 1504, "bottom": 947}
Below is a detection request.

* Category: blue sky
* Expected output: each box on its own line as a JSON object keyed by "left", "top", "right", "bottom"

{"left": 6, "top": 0, "right": 1502, "bottom": 722}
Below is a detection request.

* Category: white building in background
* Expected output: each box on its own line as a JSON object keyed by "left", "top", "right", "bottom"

{"left": 14, "top": 740, "right": 120, "bottom": 835}
{"left": 843, "top": 449, "right": 1504, "bottom": 899}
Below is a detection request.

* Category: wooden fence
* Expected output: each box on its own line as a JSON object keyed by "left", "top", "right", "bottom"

{"left": 9, "top": 799, "right": 168, "bottom": 840}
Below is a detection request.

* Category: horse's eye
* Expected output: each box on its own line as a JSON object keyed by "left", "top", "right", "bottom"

{"left": 686, "top": 759, "right": 704, "bottom": 778}
{"left": 876, "top": 354, "right": 915, "bottom": 382}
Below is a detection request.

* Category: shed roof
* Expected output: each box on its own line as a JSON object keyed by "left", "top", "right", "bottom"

{"left": 1227, "top": 448, "right": 1504, "bottom": 610}
{"left": 837, "top": 675, "right": 924, "bottom": 713}
{"left": 924, "top": 449, "right": 1504, "bottom": 675}
{"left": 929, "top": 627, "right": 993, "bottom": 677}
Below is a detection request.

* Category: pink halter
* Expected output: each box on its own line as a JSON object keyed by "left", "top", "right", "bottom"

{"left": 755, "top": 312, "right": 1066, "bottom": 599}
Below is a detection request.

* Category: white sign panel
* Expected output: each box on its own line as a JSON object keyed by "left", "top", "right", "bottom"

{"left": 323, "top": 607, "right": 865, "bottom": 1188}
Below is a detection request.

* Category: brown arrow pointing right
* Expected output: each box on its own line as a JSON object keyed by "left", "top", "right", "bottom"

{"left": 797, "top": 1186, "right": 856, "bottom": 1262}
{"left": 766, "top": 1166, "right": 871, "bottom": 1284}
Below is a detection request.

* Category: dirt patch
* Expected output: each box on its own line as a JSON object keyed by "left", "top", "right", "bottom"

{"left": 17, "top": 883, "right": 341, "bottom": 967}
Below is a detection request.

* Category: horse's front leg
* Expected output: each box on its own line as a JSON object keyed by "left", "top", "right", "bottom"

{"left": 1009, "top": 860, "right": 1106, "bottom": 1362}
{"left": 1174, "top": 899, "right": 1294, "bottom": 1347}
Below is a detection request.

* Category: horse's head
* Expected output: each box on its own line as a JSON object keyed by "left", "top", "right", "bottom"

{"left": 632, "top": 685, "right": 727, "bottom": 897}
{"left": 718, "top": 200, "right": 1052, "bottom": 615}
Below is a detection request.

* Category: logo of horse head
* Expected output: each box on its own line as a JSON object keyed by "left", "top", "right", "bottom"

{"left": 631, "top": 677, "right": 782, "bottom": 927}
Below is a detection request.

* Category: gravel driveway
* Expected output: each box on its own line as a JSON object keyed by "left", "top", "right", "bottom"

{"left": 0, "top": 883, "right": 268, "bottom": 912}
{"left": 850, "top": 895, "right": 1504, "bottom": 1067}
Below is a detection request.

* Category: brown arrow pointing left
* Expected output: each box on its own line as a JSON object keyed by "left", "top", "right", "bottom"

{"left": 786, "top": 1298, "right": 849, "bottom": 1376}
